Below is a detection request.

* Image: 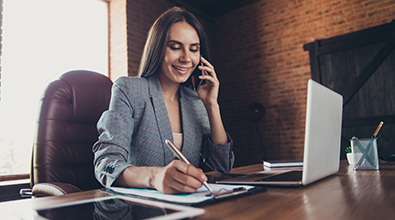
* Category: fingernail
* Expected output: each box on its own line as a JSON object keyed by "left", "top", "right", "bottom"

{"left": 201, "top": 174, "right": 208, "bottom": 182}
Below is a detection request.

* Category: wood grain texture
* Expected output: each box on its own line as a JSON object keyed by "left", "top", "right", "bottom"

{"left": 1, "top": 160, "right": 394, "bottom": 220}
{"left": 200, "top": 160, "right": 395, "bottom": 220}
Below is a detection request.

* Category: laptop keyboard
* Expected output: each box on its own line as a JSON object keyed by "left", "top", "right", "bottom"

{"left": 255, "top": 171, "right": 302, "bottom": 182}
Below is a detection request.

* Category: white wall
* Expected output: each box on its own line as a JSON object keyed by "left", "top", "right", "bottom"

{"left": 0, "top": 0, "right": 108, "bottom": 174}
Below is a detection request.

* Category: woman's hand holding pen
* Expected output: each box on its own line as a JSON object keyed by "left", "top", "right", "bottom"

{"left": 116, "top": 161, "right": 208, "bottom": 194}
{"left": 197, "top": 57, "right": 220, "bottom": 107}
{"left": 152, "top": 160, "right": 208, "bottom": 194}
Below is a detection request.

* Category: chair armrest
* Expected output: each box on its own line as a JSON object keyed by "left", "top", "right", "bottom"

{"left": 31, "top": 182, "right": 82, "bottom": 197}
{"left": 20, "top": 188, "right": 33, "bottom": 197}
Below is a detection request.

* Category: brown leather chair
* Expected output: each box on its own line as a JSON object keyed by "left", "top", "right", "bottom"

{"left": 21, "top": 70, "right": 112, "bottom": 197}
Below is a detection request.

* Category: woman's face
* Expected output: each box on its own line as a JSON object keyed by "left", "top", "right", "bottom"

{"left": 159, "top": 22, "right": 200, "bottom": 86}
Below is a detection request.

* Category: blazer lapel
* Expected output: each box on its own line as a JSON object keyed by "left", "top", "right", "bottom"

{"left": 179, "top": 87, "right": 200, "bottom": 166}
{"left": 147, "top": 75, "right": 174, "bottom": 165}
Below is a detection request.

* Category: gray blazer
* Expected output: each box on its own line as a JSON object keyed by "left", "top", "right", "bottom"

{"left": 93, "top": 74, "right": 234, "bottom": 187}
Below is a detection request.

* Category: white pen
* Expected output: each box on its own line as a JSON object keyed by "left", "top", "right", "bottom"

{"left": 165, "top": 139, "right": 214, "bottom": 195}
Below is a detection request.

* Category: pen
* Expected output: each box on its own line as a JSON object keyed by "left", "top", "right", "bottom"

{"left": 164, "top": 139, "right": 214, "bottom": 195}
{"left": 371, "top": 121, "right": 384, "bottom": 138}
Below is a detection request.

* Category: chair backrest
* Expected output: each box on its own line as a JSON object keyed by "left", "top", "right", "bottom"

{"left": 31, "top": 70, "right": 113, "bottom": 191}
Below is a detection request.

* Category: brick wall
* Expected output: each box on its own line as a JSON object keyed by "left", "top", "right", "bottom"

{"left": 126, "top": 0, "right": 175, "bottom": 76}
{"left": 108, "top": 0, "right": 395, "bottom": 167}
{"left": 215, "top": 0, "right": 395, "bottom": 166}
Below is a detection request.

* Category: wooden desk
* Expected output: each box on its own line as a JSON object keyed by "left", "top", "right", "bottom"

{"left": 201, "top": 160, "right": 395, "bottom": 219}
{"left": 1, "top": 160, "right": 394, "bottom": 220}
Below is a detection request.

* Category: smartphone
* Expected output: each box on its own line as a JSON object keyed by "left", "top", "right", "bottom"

{"left": 194, "top": 62, "right": 206, "bottom": 91}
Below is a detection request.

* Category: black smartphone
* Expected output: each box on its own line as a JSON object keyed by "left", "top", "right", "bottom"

{"left": 193, "top": 62, "right": 206, "bottom": 91}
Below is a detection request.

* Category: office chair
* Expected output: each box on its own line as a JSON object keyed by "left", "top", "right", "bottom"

{"left": 20, "top": 70, "right": 112, "bottom": 197}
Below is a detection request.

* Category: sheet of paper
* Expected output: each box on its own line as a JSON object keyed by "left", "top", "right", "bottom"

{"left": 109, "top": 183, "right": 255, "bottom": 204}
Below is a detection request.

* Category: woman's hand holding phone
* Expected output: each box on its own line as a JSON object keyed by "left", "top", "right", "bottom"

{"left": 197, "top": 57, "right": 228, "bottom": 145}
{"left": 197, "top": 57, "right": 220, "bottom": 107}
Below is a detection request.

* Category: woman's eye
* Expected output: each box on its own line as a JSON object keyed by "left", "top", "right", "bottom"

{"left": 170, "top": 46, "right": 180, "bottom": 51}
{"left": 190, "top": 48, "right": 199, "bottom": 53}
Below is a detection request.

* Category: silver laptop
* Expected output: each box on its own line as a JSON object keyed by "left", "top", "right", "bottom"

{"left": 217, "top": 79, "right": 343, "bottom": 186}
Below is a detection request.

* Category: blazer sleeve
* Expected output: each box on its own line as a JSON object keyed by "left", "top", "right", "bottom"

{"left": 93, "top": 77, "right": 136, "bottom": 188}
{"left": 201, "top": 133, "right": 235, "bottom": 174}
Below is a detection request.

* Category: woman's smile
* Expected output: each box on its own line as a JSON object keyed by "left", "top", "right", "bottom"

{"left": 172, "top": 65, "right": 192, "bottom": 74}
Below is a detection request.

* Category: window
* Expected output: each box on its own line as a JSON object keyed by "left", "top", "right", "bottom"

{"left": 0, "top": 0, "right": 108, "bottom": 176}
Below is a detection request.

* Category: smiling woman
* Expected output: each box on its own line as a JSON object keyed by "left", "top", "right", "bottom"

{"left": 92, "top": 7, "right": 234, "bottom": 195}
{"left": 0, "top": 0, "right": 108, "bottom": 177}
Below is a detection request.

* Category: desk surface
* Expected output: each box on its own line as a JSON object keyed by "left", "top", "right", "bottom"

{"left": 1, "top": 160, "right": 395, "bottom": 220}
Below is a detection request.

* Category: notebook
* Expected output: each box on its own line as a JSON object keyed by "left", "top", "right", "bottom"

{"left": 105, "top": 183, "right": 266, "bottom": 207}
{"left": 217, "top": 79, "right": 343, "bottom": 186}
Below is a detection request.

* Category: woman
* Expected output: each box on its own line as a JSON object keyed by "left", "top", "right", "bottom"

{"left": 93, "top": 7, "right": 234, "bottom": 194}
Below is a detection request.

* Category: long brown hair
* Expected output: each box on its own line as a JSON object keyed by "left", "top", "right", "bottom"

{"left": 138, "top": 7, "right": 210, "bottom": 85}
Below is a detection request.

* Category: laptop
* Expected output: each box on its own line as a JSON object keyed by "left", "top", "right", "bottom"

{"left": 217, "top": 79, "right": 343, "bottom": 186}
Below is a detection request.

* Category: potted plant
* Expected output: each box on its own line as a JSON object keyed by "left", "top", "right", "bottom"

{"left": 346, "top": 146, "right": 353, "bottom": 165}
{"left": 346, "top": 146, "right": 363, "bottom": 165}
